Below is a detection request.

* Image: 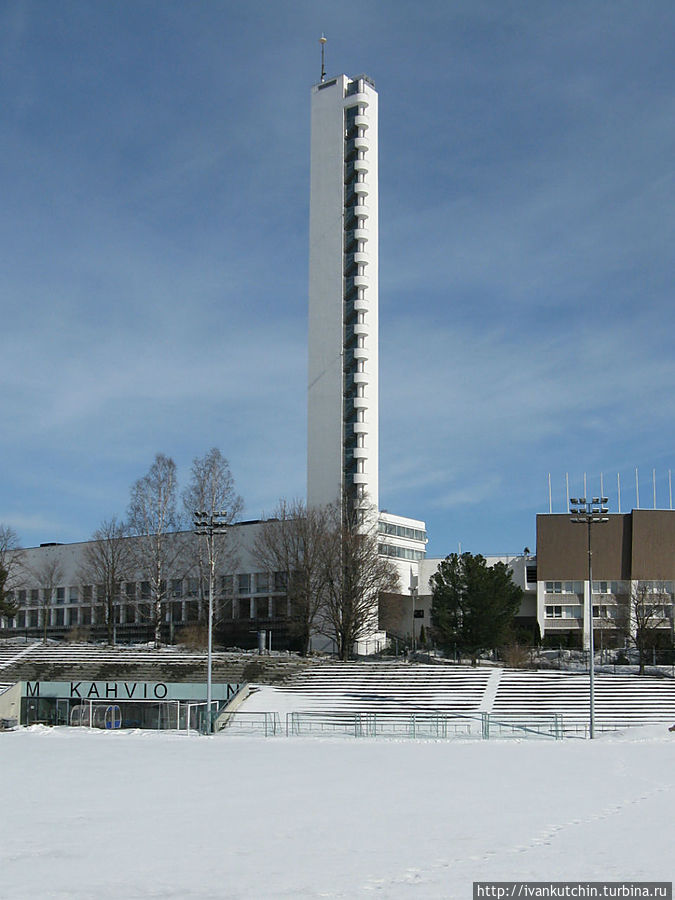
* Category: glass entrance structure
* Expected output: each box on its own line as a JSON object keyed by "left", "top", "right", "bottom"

{"left": 16, "top": 680, "right": 242, "bottom": 731}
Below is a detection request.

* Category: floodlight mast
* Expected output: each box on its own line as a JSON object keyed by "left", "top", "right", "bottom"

{"left": 193, "top": 510, "right": 230, "bottom": 734}
{"left": 569, "top": 496, "right": 609, "bottom": 739}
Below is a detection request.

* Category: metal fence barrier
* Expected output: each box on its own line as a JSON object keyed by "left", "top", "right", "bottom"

{"left": 61, "top": 705, "right": 658, "bottom": 740}
{"left": 284, "top": 711, "right": 566, "bottom": 740}
{"left": 214, "top": 710, "right": 281, "bottom": 736}
{"left": 481, "top": 713, "right": 565, "bottom": 740}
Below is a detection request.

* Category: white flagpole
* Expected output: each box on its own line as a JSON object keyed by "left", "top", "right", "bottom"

{"left": 617, "top": 472, "right": 621, "bottom": 514}
{"left": 548, "top": 473, "right": 552, "bottom": 513}
{"left": 635, "top": 467, "right": 640, "bottom": 509}
{"left": 566, "top": 472, "right": 570, "bottom": 509}
{"left": 670, "top": 470, "right": 672, "bottom": 510}
{"left": 653, "top": 468, "right": 657, "bottom": 509}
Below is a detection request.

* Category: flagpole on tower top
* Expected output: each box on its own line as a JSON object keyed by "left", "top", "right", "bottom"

{"left": 319, "top": 34, "right": 327, "bottom": 82}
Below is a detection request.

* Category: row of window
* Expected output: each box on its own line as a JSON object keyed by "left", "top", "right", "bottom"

{"left": 6, "top": 596, "right": 291, "bottom": 629}
{"left": 10, "top": 586, "right": 79, "bottom": 605}
{"left": 344, "top": 209, "right": 368, "bottom": 232}
{"left": 229, "top": 572, "right": 287, "bottom": 594}
{"left": 636, "top": 604, "right": 673, "bottom": 618}
{"left": 345, "top": 76, "right": 375, "bottom": 97}
{"left": 378, "top": 522, "right": 427, "bottom": 543}
{"left": 378, "top": 543, "right": 426, "bottom": 561}
{"left": 346, "top": 382, "right": 367, "bottom": 398}
{"left": 341, "top": 97, "right": 373, "bottom": 525}
{"left": 344, "top": 175, "right": 367, "bottom": 197}
{"left": 545, "top": 605, "right": 619, "bottom": 620}
{"left": 345, "top": 311, "right": 368, "bottom": 332}
{"left": 6, "top": 572, "right": 289, "bottom": 607}
{"left": 546, "top": 603, "right": 673, "bottom": 620}
{"left": 546, "top": 605, "right": 581, "bottom": 619}
{"left": 344, "top": 103, "right": 365, "bottom": 120}
{"left": 545, "top": 580, "right": 673, "bottom": 596}
{"left": 544, "top": 581, "right": 584, "bottom": 595}
{"left": 592, "top": 581, "right": 629, "bottom": 595}
{"left": 345, "top": 405, "right": 368, "bottom": 424}
{"left": 344, "top": 105, "right": 367, "bottom": 142}
{"left": 634, "top": 581, "right": 675, "bottom": 594}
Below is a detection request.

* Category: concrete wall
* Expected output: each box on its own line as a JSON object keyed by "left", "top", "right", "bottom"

{"left": 537, "top": 510, "right": 675, "bottom": 582}
{"left": 631, "top": 510, "right": 675, "bottom": 580}
{"left": 536, "top": 514, "right": 632, "bottom": 581}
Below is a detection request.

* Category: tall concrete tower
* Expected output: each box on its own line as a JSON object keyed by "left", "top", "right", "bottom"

{"left": 307, "top": 73, "right": 379, "bottom": 513}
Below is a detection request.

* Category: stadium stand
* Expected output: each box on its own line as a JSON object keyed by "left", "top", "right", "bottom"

{"left": 2, "top": 641, "right": 675, "bottom": 734}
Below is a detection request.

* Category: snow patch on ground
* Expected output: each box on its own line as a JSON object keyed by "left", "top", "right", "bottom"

{"left": 2, "top": 724, "right": 673, "bottom": 898}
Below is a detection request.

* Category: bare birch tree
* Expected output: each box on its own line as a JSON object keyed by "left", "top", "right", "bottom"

{"left": 182, "top": 448, "right": 242, "bottom": 629}
{"left": 127, "top": 453, "right": 185, "bottom": 645}
{"left": 30, "top": 557, "right": 64, "bottom": 643}
{"left": 319, "top": 500, "right": 399, "bottom": 660}
{"left": 0, "top": 525, "right": 24, "bottom": 617}
{"left": 617, "top": 581, "right": 671, "bottom": 674}
{"left": 253, "top": 499, "right": 331, "bottom": 656}
{"left": 79, "top": 517, "right": 133, "bottom": 645}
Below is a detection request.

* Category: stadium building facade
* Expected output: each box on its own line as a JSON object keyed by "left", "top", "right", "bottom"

{"left": 0, "top": 524, "right": 297, "bottom": 648}
{"left": 535, "top": 510, "right": 675, "bottom": 650}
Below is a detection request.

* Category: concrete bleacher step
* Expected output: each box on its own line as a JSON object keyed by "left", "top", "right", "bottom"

{"left": 492, "top": 669, "right": 675, "bottom": 724}
{"left": 252, "top": 662, "right": 494, "bottom": 715}
{"left": 0, "top": 641, "right": 314, "bottom": 685}
{"left": 245, "top": 663, "right": 675, "bottom": 728}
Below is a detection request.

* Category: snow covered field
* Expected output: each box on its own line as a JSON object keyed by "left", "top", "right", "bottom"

{"left": 2, "top": 726, "right": 673, "bottom": 899}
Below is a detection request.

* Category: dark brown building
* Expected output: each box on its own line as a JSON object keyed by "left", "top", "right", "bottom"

{"left": 536, "top": 511, "right": 675, "bottom": 648}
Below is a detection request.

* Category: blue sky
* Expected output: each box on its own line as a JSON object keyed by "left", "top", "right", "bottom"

{"left": 1, "top": 1, "right": 674, "bottom": 557}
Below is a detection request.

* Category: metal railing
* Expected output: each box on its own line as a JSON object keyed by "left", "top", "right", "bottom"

{"left": 286, "top": 711, "right": 475, "bottom": 739}
{"left": 284, "top": 711, "right": 565, "bottom": 740}
{"left": 215, "top": 710, "right": 281, "bottom": 736}
{"left": 482, "top": 713, "right": 565, "bottom": 740}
